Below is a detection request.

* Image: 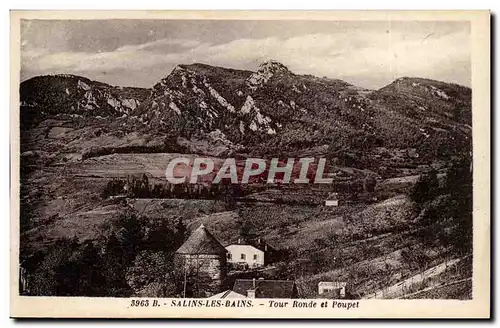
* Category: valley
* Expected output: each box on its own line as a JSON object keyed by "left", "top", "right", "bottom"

{"left": 19, "top": 61, "right": 473, "bottom": 299}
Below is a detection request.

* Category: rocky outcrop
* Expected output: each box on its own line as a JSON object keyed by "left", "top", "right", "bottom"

{"left": 20, "top": 74, "right": 150, "bottom": 128}
{"left": 20, "top": 61, "right": 472, "bottom": 161}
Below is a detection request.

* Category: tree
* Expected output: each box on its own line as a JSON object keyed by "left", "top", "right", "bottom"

{"left": 126, "top": 251, "right": 179, "bottom": 297}
{"left": 28, "top": 237, "right": 79, "bottom": 296}
{"left": 152, "top": 183, "right": 166, "bottom": 198}
{"left": 239, "top": 219, "right": 256, "bottom": 241}
{"left": 143, "top": 219, "right": 176, "bottom": 253}
{"left": 411, "top": 169, "right": 439, "bottom": 205}
{"left": 96, "top": 211, "right": 145, "bottom": 297}
{"left": 174, "top": 218, "right": 187, "bottom": 249}
{"left": 27, "top": 237, "right": 109, "bottom": 296}
{"left": 102, "top": 234, "right": 134, "bottom": 297}
{"left": 412, "top": 155, "right": 473, "bottom": 255}
{"left": 221, "top": 185, "right": 237, "bottom": 210}
{"left": 363, "top": 175, "right": 377, "bottom": 193}
{"left": 141, "top": 174, "right": 151, "bottom": 197}
{"left": 443, "top": 156, "right": 473, "bottom": 254}
{"left": 55, "top": 240, "right": 106, "bottom": 296}
{"left": 101, "top": 178, "right": 126, "bottom": 199}
{"left": 115, "top": 211, "right": 144, "bottom": 262}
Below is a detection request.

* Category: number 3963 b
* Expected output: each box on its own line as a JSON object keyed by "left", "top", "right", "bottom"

{"left": 131, "top": 299, "right": 150, "bottom": 307}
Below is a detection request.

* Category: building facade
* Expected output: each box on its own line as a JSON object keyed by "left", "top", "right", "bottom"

{"left": 324, "top": 199, "right": 339, "bottom": 206}
{"left": 225, "top": 244, "right": 265, "bottom": 268}
{"left": 324, "top": 192, "right": 339, "bottom": 206}
{"left": 318, "top": 281, "right": 347, "bottom": 298}
{"left": 175, "top": 224, "right": 227, "bottom": 297}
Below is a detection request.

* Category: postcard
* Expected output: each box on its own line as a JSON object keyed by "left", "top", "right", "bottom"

{"left": 10, "top": 10, "right": 490, "bottom": 318}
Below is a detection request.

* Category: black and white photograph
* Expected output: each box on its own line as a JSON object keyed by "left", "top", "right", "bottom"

{"left": 10, "top": 10, "right": 490, "bottom": 318}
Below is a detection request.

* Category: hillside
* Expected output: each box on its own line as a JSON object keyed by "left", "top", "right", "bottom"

{"left": 129, "top": 61, "right": 471, "bottom": 163}
{"left": 20, "top": 74, "right": 150, "bottom": 129}
{"left": 18, "top": 61, "right": 473, "bottom": 299}
{"left": 20, "top": 61, "right": 472, "bottom": 169}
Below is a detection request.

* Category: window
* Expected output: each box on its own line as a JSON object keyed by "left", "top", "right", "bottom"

{"left": 253, "top": 254, "right": 258, "bottom": 260}
{"left": 241, "top": 254, "right": 246, "bottom": 260}
{"left": 227, "top": 253, "right": 231, "bottom": 259}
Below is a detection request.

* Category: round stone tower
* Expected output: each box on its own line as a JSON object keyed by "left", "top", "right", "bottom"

{"left": 175, "top": 224, "right": 227, "bottom": 297}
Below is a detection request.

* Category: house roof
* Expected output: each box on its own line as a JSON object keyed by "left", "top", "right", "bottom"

{"left": 209, "top": 290, "right": 247, "bottom": 299}
{"left": 326, "top": 192, "right": 339, "bottom": 200}
{"left": 176, "top": 224, "right": 227, "bottom": 255}
{"left": 226, "top": 238, "right": 276, "bottom": 253}
{"left": 233, "top": 279, "right": 296, "bottom": 298}
{"left": 225, "top": 244, "right": 263, "bottom": 253}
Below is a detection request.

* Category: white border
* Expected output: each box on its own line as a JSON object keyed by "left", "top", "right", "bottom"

{"left": 3, "top": 2, "right": 495, "bottom": 327}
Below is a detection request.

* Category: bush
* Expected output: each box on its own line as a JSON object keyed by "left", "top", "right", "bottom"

{"left": 126, "top": 251, "right": 179, "bottom": 297}
{"left": 412, "top": 155, "right": 472, "bottom": 254}
{"left": 101, "top": 179, "right": 126, "bottom": 198}
{"left": 410, "top": 169, "right": 439, "bottom": 205}
{"left": 26, "top": 238, "right": 108, "bottom": 296}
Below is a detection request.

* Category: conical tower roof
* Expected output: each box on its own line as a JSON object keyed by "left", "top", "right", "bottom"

{"left": 176, "top": 224, "right": 227, "bottom": 255}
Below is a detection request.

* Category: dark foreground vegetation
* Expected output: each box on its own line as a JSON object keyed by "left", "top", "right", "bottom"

{"left": 21, "top": 212, "right": 188, "bottom": 297}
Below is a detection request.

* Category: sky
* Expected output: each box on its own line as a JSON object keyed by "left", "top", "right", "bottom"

{"left": 20, "top": 20, "right": 471, "bottom": 90}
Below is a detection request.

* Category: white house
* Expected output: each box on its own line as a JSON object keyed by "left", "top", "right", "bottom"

{"left": 325, "top": 199, "right": 339, "bottom": 206}
{"left": 324, "top": 192, "right": 339, "bottom": 207}
{"left": 225, "top": 244, "right": 265, "bottom": 268}
{"left": 318, "top": 281, "right": 347, "bottom": 298}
